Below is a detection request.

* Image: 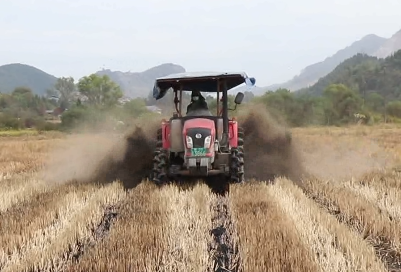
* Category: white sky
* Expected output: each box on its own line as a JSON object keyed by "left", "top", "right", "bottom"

{"left": 1, "top": 0, "right": 401, "bottom": 86}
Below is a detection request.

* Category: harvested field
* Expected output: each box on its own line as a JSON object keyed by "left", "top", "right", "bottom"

{"left": 1, "top": 124, "right": 401, "bottom": 271}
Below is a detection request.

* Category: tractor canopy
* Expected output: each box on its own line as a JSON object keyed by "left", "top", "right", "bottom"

{"left": 152, "top": 71, "right": 256, "bottom": 100}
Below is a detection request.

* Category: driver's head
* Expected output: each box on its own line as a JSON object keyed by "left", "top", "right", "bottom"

{"left": 191, "top": 90, "right": 203, "bottom": 101}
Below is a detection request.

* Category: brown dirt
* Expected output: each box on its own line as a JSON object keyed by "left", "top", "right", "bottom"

{"left": 209, "top": 195, "right": 240, "bottom": 272}
{"left": 40, "top": 119, "right": 160, "bottom": 189}
{"left": 90, "top": 120, "right": 161, "bottom": 189}
{"left": 237, "top": 104, "right": 306, "bottom": 184}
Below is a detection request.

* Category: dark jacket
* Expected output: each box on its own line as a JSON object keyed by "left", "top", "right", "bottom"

{"left": 186, "top": 98, "right": 212, "bottom": 116}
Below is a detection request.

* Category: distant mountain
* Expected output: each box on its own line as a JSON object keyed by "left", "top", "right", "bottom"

{"left": 298, "top": 49, "right": 401, "bottom": 100}
{"left": 297, "top": 53, "right": 380, "bottom": 96}
{"left": 0, "top": 63, "right": 57, "bottom": 95}
{"left": 96, "top": 63, "right": 186, "bottom": 98}
{"left": 256, "top": 34, "right": 387, "bottom": 95}
{"left": 374, "top": 29, "right": 401, "bottom": 58}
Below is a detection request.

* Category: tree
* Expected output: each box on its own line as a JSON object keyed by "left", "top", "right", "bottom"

{"left": 323, "top": 84, "right": 362, "bottom": 125}
{"left": 256, "top": 88, "right": 318, "bottom": 126}
{"left": 386, "top": 101, "right": 401, "bottom": 118}
{"left": 123, "top": 98, "right": 149, "bottom": 117}
{"left": 11, "top": 87, "right": 34, "bottom": 109}
{"left": 54, "top": 77, "right": 76, "bottom": 109}
{"left": 77, "top": 74, "right": 123, "bottom": 107}
{"left": 366, "top": 92, "right": 385, "bottom": 112}
{"left": 0, "top": 93, "right": 14, "bottom": 109}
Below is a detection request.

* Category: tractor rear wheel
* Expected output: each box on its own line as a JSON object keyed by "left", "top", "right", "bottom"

{"left": 238, "top": 127, "right": 245, "bottom": 180}
{"left": 230, "top": 127, "right": 245, "bottom": 183}
{"left": 152, "top": 148, "right": 168, "bottom": 185}
{"left": 151, "top": 128, "right": 169, "bottom": 186}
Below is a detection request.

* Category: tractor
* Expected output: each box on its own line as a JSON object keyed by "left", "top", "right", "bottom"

{"left": 150, "top": 72, "right": 256, "bottom": 191}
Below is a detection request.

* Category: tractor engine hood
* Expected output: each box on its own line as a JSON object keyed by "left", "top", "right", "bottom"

{"left": 183, "top": 118, "right": 215, "bottom": 150}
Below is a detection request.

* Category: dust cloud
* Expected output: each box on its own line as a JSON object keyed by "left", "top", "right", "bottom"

{"left": 40, "top": 117, "right": 160, "bottom": 189}
{"left": 92, "top": 120, "right": 160, "bottom": 189}
{"left": 236, "top": 104, "right": 394, "bottom": 184}
{"left": 40, "top": 104, "right": 307, "bottom": 189}
{"left": 299, "top": 136, "right": 393, "bottom": 181}
{"left": 237, "top": 104, "right": 306, "bottom": 184}
{"left": 42, "top": 102, "right": 389, "bottom": 190}
{"left": 41, "top": 132, "right": 123, "bottom": 185}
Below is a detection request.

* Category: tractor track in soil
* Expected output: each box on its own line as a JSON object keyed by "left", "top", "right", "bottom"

{"left": 68, "top": 205, "right": 119, "bottom": 262}
{"left": 208, "top": 195, "right": 241, "bottom": 272}
{"left": 301, "top": 188, "right": 401, "bottom": 272}
{"left": 55, "top": 205, "right": 121, "bottom": 272}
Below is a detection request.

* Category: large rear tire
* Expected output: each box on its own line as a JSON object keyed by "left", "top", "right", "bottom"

{"left": 151, "top": 128, "right": 169, "bottom": 186}
{"left": 230, "top": 127, "right": 245, "bottom": 183}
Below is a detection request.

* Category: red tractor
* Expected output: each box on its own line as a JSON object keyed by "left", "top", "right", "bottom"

{"left": 151, "top": 72, "right": 256, "bottom": 190}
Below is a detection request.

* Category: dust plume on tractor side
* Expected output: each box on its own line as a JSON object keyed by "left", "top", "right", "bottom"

{"left": 40, "top": 133, "right": 123, "bottom": 185}
{"left": 92, "top": 120, "right": 160, "bottom": 189}
{"left": 237, "top": 104, "right": 306, "bottom": 183}
{"left": 41, "top": 119, "right": 160, "bottom": 189}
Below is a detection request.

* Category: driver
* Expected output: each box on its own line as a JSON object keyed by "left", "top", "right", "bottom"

{"left": 186, "top": 90, "right": 212, "bottom": 116}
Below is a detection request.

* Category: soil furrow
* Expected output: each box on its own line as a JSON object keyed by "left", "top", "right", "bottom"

{"left": 272, "top": 178, "right": 386, "bottom": 272}
{"left": 64, "top": 182, "right": 168, "bottom": 271}
{"left": 301, "top": 180, "right": 401, "bottom": 271}
{"left": 0, "top": 183, "right": 95, "bottom": 268}
{"left": 229, "top": 182, "right": 320, "bottom": 272}
{"left": 208, "top": 195, "right": 241, "bottom": 272}
{"left": 60, "top": 204, "right": 120, "bottom": 268}
{"left": 1, "top": 182, "right": 125, "bottom": 272}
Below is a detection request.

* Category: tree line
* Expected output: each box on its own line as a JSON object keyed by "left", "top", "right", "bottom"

{"left": 255, "top": 84, "right": 401, "bottom": 127}
{"left": 1, "top": 49, "right": 401, "bottom": 131}
{"left": 0, "top": 73, "right": 153, "bottom": 131}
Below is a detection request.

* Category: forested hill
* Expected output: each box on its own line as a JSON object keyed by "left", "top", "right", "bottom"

{"left": 297, "top": 49, "right": 401, "bottom": 100}
{"left": 258, "top": 34, "right": 387, "bottom": 94}
{"left": 0, "top": 63, "right": 57, "bottom": 95}
{"left": 96, "top": 63, "right": 186, "bottom": 98}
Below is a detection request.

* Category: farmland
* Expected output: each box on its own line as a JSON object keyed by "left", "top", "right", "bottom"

{"left": 1, "top": 124, "right": 401, "bottom": 272}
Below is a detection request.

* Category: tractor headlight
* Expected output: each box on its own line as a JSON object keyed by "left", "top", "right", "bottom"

{"left": 204, "top": 135, "right": 212, "bottom": 148}
{"left": 186, "top": 135, "right": 193, "bottom": 148}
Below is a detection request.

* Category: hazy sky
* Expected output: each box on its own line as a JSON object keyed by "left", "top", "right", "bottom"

{"left": 1, "top": 0, "right": 401, "bottom": 86}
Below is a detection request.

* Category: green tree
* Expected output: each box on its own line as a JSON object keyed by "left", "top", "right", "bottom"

{"left": 0, "top": 93, "right": 14, "bottom": 109}
{"left": 207, "top": 93, "right": 236, "bottom": 115}
{"left": 255, "top": 88, "right": 318, "bottom": 126}
{"left": 386, "top": 101, "right": 401, "bottom": 118}
{"left": 123, "top": 98, "right": 149, "bottom": 117}
{"left": 322, "top": 84, "right": 362, "bottom": 125}
{"left": 54, "top": 77, "right": 76, "bottom": 109}
{"left": 77, "top": 74, "right": 123, "bottom": 107}
{"left": 365, "top": 92, "right": 385, "bottom": 112}
{"left": 11, "top": 87, "right": 34, "bottom": 109}
{"left": 60, "top": 106, "right": 88, "bottom": 129}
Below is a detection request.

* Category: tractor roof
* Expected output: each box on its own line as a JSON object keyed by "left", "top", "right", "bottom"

{"left": 152, "top": 71, "right": 256, "bottom": 100}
